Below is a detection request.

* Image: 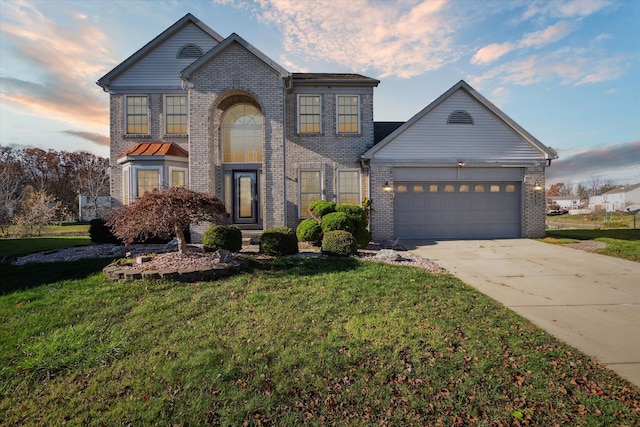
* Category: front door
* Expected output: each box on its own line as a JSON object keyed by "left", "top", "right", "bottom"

{"left": 233, "top": 171, "right": 258, "bottom": 224}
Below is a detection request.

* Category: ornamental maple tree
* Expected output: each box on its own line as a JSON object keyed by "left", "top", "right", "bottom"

{"left": 106, "top": 187, "right": 228, "bottom": 254}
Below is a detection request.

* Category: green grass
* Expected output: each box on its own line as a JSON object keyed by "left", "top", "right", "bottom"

{"left": 544, "top": 229, "right": 640, "bottom": 262}
{"left": 0, "top": 236, "right": 92, "bottom": 258}
{"left": 1, "top": 257, "right": 639, "bottom": 425}
{"left": 546, "top": 212, "right": 636, "bottom": 229}
{"left": 2, "top": 222, "right": 90, "bottom": 238}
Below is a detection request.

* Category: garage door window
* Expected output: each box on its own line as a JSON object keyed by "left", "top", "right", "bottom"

{"left": 506, "top": 184, "right": 516, "bottom": 192}
{"left": 475, "top": 184, "right": 485, "bottom": 192}
{"left": 490, "top": 185, "right": 500, "bottom": 192}
{"left": 413, "top": 184, "right": 424, "bottom": 193}
{"left": 429, "top": 185, "right": 439, "bottom": 192}
{"left": 396, "top": 184, "right": 408, "bottom": 193}
{"left": 444, "top": 184, "right": 455, "bottom": 193}
{"left": 459, "top": 184, "right": 470, "bottom": 193}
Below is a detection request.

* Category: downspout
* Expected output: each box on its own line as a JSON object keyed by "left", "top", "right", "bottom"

{"left": 282, "top": 76, "right": 291, "bottom": 227}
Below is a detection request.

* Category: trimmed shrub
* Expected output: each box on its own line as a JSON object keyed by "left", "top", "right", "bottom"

{"left": 203, "top": 225, "right": 242, "bottom": 252}
{"left": 296, "top": 218, "right": 323, "bottom": 244}
{"left": 309, "top": 200, "right": 336, "bottom": 219}
{"left": 321, "top": 211, "right": 355, "bottom": 234}
{"left": 89, "top": 218, "right": 120, "bottom": 244}
{"left": 322, "top": 230, "right": 357, "bottom": 256}
{"left": 259, "top": 227, "right": 299, "bottom": 256}
{"left": 353, "top": 227, "right": 372, "bottom": 249}
{"left": 336, "top": 204, "right": 367, "bottom": 229}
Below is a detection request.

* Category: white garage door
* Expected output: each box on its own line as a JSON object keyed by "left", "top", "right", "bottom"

{"left": 394, "top": 182, "right": 521, "bottom": 239}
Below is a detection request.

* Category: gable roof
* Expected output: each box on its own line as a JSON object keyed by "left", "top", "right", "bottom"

{"left": 97, "top": 13, "right": 223, "bottom": 90}
{"left": 180, "top": 33, "right": 289, "bottom": 80}
{"left": 117, "top": 142, "right": 188, "bottom": 160}
{"left": 601, "top": 183, "right": 640, "bottom": 195}
{"left": 362, "top": 80, "right": 558, "bottom": 161}
{"left": 374, "top": 122, "right": 404, "bottom": 144}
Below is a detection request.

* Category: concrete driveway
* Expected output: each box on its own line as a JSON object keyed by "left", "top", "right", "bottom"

{"left": 404, "top": 239, "right": 640, "bottom": 387}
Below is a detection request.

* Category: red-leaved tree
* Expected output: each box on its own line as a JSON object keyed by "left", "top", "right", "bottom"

{"left": 106, "top": 187, "right": 228, "bottom": 254}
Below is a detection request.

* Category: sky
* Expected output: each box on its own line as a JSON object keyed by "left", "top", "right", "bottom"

{"left": 1, "top": 0, "right": 639, "bottom": 186}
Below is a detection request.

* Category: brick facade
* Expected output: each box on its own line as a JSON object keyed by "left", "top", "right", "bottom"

{"left": 101, "top": 14, "right": 556, "bottom": 244}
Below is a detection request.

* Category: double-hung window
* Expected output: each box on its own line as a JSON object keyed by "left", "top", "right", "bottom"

{"left": 126, "top": 96, "right": 149, "bottom": 134}
{"left": 170, "top": 167, "right": 187, "bottom": 188}
{"left": 337, "top": 170, "right": 361, "bottom": 205}
{"left": 298, "top": 170, "right": 322, "bottom": 217}
{"left": 336, "top": 95, "right": 360, "bottom": 134}
{"left": 165, "top": 95, "right": 187, "bottom": 135}
{"left": 137, "top": 169, "right": 160, "bottom": 197}
{"left": 298, "top": 95, "right": 321, "bottom": 134}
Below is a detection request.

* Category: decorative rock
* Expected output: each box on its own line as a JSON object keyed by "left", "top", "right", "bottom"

{"left": 212, "top": 249, "right": 234, "bottom": 264}
{"left": 374, "top": 249, "right": 405, "bottom": 262}
{"left": 162, "top": 238, "right": 179, "bottom": 251}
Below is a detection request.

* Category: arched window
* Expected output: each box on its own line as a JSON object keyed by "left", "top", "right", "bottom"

{"left": 447, "top": 110, "right": 474, "bottom": 125}
{"left": 222, "top": 104, "right": 263, "bottom": 163}
{"left": 177, "top": 44, "right": 203, "bottom": 59}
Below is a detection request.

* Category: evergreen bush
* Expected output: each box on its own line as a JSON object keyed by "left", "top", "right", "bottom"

{"left": 296, "top": 218, "right": 323, "bottom": 244}
{"left": 202, "top": 225, "right": 242, "bottom": 252}
{"left": 322, "top": 230, "right": 357, "bottom": 256}
{"left": 89, "top": 218, "right": 120, "bottom": 244}
{"left": 336, "top": 204, "right": 367, "bottom": 229}
{"left": 309, "top": 200, "right": 336, "bottom": 219}
{"left": 321, "top": 211, "right": 355, "bottom": 234}
{"left": 259, "top": 227, "right": 299, "bottom": 256}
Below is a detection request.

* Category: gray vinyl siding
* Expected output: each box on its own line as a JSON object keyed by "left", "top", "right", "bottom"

{"left": 110, "top": 23, "right": 219, "bottom": 89}
{"left": 375, "top": 90, "right": 544, "bottom": 161}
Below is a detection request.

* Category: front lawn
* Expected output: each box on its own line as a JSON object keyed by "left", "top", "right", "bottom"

{"left": 1, "top": 258, "right": 638, "bottom": 425}
{"left": 0, "top": 236, "right": 92, "bottom": 258}
{"left": 544, "top": 229, "right": 640, "bottom": 262}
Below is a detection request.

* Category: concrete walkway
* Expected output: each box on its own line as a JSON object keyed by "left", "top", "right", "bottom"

{"left": 405, "top": 239, "right": 640, "bottom": 386}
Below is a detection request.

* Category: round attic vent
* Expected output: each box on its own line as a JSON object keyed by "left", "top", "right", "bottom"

{"left": 447, "top": 110, "right": 474, "bottom": 125}
{"left": 178, "top": 44, "right": 203, "bottom": 59}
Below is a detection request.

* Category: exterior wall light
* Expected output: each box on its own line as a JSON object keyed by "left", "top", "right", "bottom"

{"left": 383, "top": 181, "right": 392, "bottom": 191}
{"left": 457, "top": 161, "right": 465, "bottom": 167}
{"left": 533, "top": 181, "right": 543, "bottom": 191}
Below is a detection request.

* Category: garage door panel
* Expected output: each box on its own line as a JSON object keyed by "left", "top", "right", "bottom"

{"left": 394, "top": 181, "right": 521, "bottom": 239}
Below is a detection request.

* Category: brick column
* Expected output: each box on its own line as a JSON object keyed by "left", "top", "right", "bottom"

{"left": 523, "top": 166, "right": 546, "bottom": 238}
{"left": 369, "top": 166, "right": 394, "bottom": 241}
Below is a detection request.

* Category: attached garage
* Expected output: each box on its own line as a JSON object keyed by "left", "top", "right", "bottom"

{"left": 394, "top": 181, "right": 521, "bottom": 239}
{"left": 363, "top": 80, "right": 558, "bottom": 242}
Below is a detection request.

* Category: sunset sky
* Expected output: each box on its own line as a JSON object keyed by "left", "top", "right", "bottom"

{"left": 1, "top": 0, "right": 638, "bottom": 186}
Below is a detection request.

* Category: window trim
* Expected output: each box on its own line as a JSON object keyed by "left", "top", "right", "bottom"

{"left": 336, "top": 169, "right": 361, "bottom": 205}
{"left": 164, "top": 94, "right": 188, "bottom": 136}
{"left": 169, "top": 166, "right": 188, "bottom": 188}
{"left": 131, "top": 166, "right": 162, "bottom": 201}
{"left": 298, "top": 169, "right": 323, "bottom": 218}
{"left": 297, "top": 94, "right": 322, "bottom": 134}
{"left": 124, "top": 95, "right": 150, "bottom": 135}
{"left": 336, "top": 94, "right": 361, "bottom": 134}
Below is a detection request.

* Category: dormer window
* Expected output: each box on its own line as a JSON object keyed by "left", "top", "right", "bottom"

{"left": 177, "top": 44, "right": 203, "bottom": 59}
{"left": 447, "top": 110, "right": 473, "bottom": 125}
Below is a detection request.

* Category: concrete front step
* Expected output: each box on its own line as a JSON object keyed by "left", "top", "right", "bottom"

{"left": 241, "top": 230, "right": 262, "bottom": 246}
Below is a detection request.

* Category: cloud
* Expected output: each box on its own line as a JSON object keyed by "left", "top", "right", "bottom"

{"left": 253, "top": 0, "right": 459, "bottom": 78}
{"left": 470, "top": 48, "right": 626, "bottom": 87}
{"left": 519, "top": 21, "right": 573, "bottom": 48}
{"left": 490, "top": 86, "right": 510, "bottom": 106}
{"left": 62, "top": 130, "right": 110, "bottom": 147}
{"left": 471, "top": 42, "right": 514, "bottom": 65}
{"left": 523, "top": 0, "right": 612, "bottom": 20}
{"left": 547, "top": 140, "right": 640, "bottom": 182}
{"left": 0, "top": 2, "right": 111, "bottom": 130}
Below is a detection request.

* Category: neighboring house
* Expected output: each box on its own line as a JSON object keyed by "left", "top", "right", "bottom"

{"left": 547, "top": 196, "right": 583, "bottom": 211}
{"left": 97, "top": 13, "right": 557, "bottom": 242}
{"left": 79, "top": 195, "right": 112, "bottom": 221}
{"left": 589, "top": 184, "right": 640, "bottom": 212}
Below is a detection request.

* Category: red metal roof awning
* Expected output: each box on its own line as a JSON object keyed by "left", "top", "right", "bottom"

{"left": 117, "top": 142, "right": 188, "bottom": 159}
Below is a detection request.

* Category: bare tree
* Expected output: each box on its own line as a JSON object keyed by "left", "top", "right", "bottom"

{"left": 106, "top": 187, "right": 228, "bottom": 254}
{"left": 0, "top": 147, "right": 23, "bottom": 235}
{"left": 12, "top": 187, "right": 61, "bottom": 236}
{"left": 74, "top": 152, "right": 110, "bottom": 219}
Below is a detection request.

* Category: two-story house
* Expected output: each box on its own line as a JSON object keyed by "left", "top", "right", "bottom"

{"left": 97, "top": 13, "right": 557, "bottom": 242}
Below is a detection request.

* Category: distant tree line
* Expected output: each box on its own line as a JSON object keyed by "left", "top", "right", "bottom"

{"left": 546, "top": 177, "right": 618, "bottom": 199}
{"left": 0, "top": 147, "right": 109, "bottom": 235}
